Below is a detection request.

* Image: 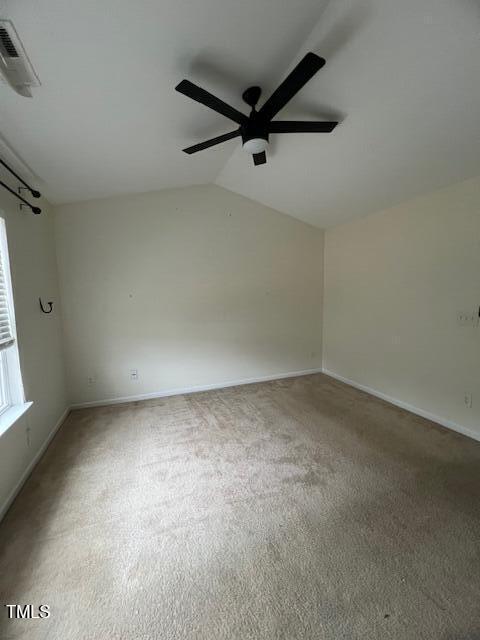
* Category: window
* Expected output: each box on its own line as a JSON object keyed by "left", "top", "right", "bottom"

{"left": 0, "top": 216, "right": 27, "bottom": 426}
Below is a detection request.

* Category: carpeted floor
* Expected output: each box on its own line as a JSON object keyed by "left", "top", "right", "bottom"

{"left": 0, "top": 373, "right": 479, "bottom": 639}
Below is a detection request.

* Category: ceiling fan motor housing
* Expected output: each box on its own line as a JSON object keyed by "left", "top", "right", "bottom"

{"left": 241, "top": 115, "right": 269, "bottom": 155}
{"left": 240, "top": 114, "right": 269, "bottom": 145}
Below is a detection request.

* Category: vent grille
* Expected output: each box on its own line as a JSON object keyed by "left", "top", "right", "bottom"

{"left": 0, "top": 20, "right": 40, "bottom": 96}
{"left": 0, "top": 27, "right": 19, "bottom": 58}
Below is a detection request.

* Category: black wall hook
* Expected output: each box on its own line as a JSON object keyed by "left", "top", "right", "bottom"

{"left": 39, "top": 298, "right": 53, "bottom": 314}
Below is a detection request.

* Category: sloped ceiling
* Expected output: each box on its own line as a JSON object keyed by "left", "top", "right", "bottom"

{"left": 1, "top": 0, "right": 480, "bottom": 228}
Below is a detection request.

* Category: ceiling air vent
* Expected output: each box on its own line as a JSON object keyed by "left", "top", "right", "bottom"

{"left": 0, "top": 27, "right": 19, "bottom": 57}
{"left": 0, "top": 19, "right": 40, "bottom": 97}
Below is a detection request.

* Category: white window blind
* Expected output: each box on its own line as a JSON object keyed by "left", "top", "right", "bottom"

{"left": 0, "top": 238, "right": 14, "bottom": 349}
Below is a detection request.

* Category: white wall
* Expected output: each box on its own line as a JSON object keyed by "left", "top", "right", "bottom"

{"left": 54, "top": 185, "right": 324, "bottom": 405}
{"left": 0, "top": 188, "right": 68, "bottom": 516}
{"left": 323, "top": 176, "right": 480, "bottom": 440}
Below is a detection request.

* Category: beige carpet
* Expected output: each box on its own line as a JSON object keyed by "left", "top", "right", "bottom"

{"left": 0, "top": 373, "right": 479, "bottom": 639}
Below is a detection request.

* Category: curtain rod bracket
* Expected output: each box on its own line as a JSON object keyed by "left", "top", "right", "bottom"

{"left": 18, "top": 186, "right": 41, "bottom": 199}
{"left": 19, "top": 201, "right": 41, "bottom": 215}
{"left": 0, "top": 157, "right": 42, "bottom": 214}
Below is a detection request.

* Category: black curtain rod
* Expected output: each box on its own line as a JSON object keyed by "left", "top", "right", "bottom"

{"left": 0, "top": 179, "right": 41, "bottom": 214}
{"left": 0, "top": 159, "right": 41, "bottom": 198}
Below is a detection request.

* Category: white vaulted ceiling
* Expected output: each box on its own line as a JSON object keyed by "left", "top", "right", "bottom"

{"left": 1, "top": 0, "right": 480, "bottom": 227}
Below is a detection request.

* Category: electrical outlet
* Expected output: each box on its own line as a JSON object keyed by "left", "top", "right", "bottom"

{"left": 87, "top": 376, "right": 96, "bottom": 385}
{"left": 130, "top": 369, "right": 138, "bottom": 380}
{"left": 26, "top": 426, "right": 31, "bottom": 447}
{"left": 464, "top": 393, "right": 473, "bottom": 408}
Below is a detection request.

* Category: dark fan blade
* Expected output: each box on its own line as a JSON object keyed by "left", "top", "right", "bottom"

{"left": 258, "top": 53, "right": 326, "bottom": 121}
{"left": 176, "top": 80, "right": 248, "bottom": 125}
{"left": 253, "top": 151, "right": 266, "bottom": 166}
{"left": 269, "top": 121, "right": 338, "bottom": 133}
{"left": 183, "top": 130, "right": 240, "bottom": 154}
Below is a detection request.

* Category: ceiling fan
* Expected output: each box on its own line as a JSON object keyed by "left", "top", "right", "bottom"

{"left": 175, "top": 52, "right": 338, "bottom": 166}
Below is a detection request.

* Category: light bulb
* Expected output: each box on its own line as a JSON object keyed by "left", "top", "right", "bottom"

{"left": 242, "top": 138, "right": 268, "bottom": 154}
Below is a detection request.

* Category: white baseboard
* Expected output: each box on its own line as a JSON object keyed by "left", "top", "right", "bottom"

{"left": 322, "top": 368, "right": 480, "bottom": 443}
{"left": 0, "top": 406, "right": 70, "bottom": 521}
{"left": 70, "top": 368, "right": 324, "bottom": 410}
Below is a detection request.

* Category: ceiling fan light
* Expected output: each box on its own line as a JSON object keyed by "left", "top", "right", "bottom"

{"left": 242, "top": 138, "right": 268, "bottom": 155}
